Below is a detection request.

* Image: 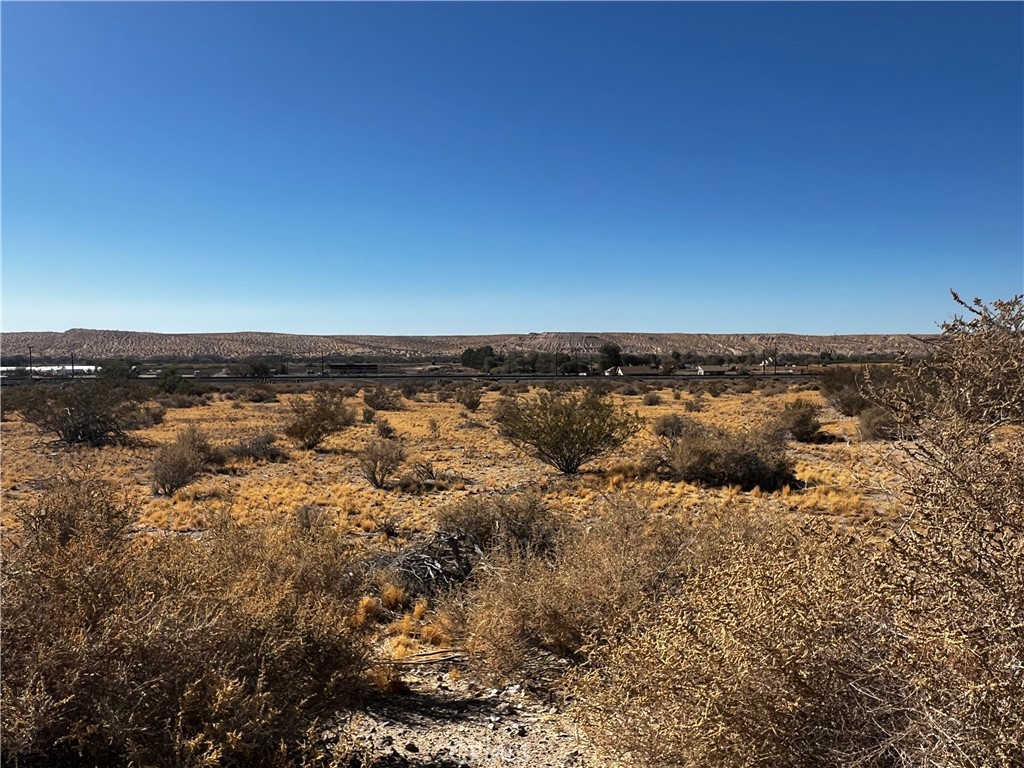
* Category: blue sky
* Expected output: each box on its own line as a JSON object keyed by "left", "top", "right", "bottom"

{"left": 2, "top": 2, "right": 1021, "bottom": 334}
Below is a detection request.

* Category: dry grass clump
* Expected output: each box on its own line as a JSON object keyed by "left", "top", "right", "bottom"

{"left": 2, "top": 476, "right": 370, "bottom": 767}
{"left": 282, "top": 390, "right": 355, "bottom": 449}
{"left": 151, "top": 425, "right": 226, "bottom": 496}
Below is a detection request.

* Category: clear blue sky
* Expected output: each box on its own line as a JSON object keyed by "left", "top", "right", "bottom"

{"left": 2, "top": 2, "right": 1021, "bottom": 334}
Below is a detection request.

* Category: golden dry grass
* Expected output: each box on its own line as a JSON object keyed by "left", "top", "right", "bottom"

{"left": 1, "top": 384, "right": 901, "bottom": 541}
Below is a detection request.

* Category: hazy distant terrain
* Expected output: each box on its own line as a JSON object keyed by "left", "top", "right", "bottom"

{"left": 1, "top": 328, "right": 937, "bottom": 360}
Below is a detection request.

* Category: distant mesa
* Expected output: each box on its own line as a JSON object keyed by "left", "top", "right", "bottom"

{"left": 0, "top": 328, "right": 937, "bottom": 361}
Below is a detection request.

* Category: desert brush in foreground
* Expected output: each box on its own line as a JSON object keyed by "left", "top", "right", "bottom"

{"left": 0, "top": 294, "right": 1019, "bottom": 767}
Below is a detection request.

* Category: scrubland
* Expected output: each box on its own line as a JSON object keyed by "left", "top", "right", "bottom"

{"left": 2, "top": 296, "right": 1020, "bottom": 767}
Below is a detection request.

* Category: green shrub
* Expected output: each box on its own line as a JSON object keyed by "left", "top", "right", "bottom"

{"left": 496, "top": 390, "right": 642, "bottom": 475}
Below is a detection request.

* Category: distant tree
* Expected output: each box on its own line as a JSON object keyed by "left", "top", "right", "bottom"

{"left": 97, "top": 359, "right": 139, "bottom": 380}
{"left": 243, "top": 358, "right": 273, "bottom": 380}
{"left": 461, "top": 346, "right": 497, "bottom": 371}
{"left": 599, "top": 343, "right": 622, "bottom": 371}
{"left": 158, "top": 367, "right": 192, "bottom": 395}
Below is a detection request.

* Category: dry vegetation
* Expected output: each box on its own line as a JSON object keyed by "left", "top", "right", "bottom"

{"left": 1, "top": 295, "right": 1020, "bottom": 767}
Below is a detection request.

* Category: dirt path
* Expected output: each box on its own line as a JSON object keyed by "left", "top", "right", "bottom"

{"left": 345, "top": 666, "right": 604, "bottom": 768}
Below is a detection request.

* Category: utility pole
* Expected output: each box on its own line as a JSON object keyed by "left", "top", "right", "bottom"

{"left": 71, "top": 351, "right": 76, "bottom": 379}
{"left": 27, "top": 345, "right": 33, "bottom": 382}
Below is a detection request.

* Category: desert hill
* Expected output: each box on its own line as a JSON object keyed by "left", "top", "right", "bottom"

{"left": 1, "top": 328, "right": 937, "bottom": 361}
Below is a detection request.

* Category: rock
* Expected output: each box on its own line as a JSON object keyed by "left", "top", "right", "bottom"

{"left": 404, "top": 741, "right": 419, "bottom": 753}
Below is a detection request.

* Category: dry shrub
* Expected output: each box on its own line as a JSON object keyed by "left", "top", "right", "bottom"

{"left": 830, "top": 385, "right": 870, "bottom": 416}
{"left": 362, "top": 385, "right": 403, "bottom": 412}
{"left": 864, "top": 293, "right": 1024, "bottom": 765}
{"left": 283, "top": 390, "right": 355, "bottom": 449}
{"left": 732, "top": 376, "right": 756, "bottom": 394}
{"left": 454, "top": 496, "right": 689, "bottom": 684}
{"left": 125, "top": 402, "right": 166, "bottom": 428}
{"left": 237, "top": 385, "right": 278, "bottom": 403}
{"left": 664, "top": 416, "right": 795, "bottom": 491}
{"left": 641, "top": 391, "right": 662, "bottom": 406}
{"left": 151, "top": 426, "right": 226, "bottom": 496}
{"left": 436, "top": 494, "right": 559, "bottom": 560}
{"left": 858, "top": 404, "right": 900, "bottom": 440}
{"left": 569, "top": 511, "right": 896, "bottom": 768}
{"left": 156, "top": 393, "right": 208, "bottom": 409}
{"left": 358, "top": 438, "right": 406, "bottom": 489}
{"left": 0, "top": 384, "right": 37, "bottom": 420}
{"left": 456, "top": 385, "right": 483, "bottom": 412}
{"left": 396, "top": 461, "right": 459, "bottom": 495}
{"left": 778, "top": 397, "right": 822, "bottom": 442}
{"left": 1, "top": 477, "right": 369, "bottom": 767}
{"left": 569, "top": 294, "right": 1024, "bottom": 768}
{"left": 374, "top": 415, "right": 397, "bottom": 439}
{"left": 18, "top": 381, "right": 146, "bottom": 446}
{"left": 651, "top": 412, "right": 695, "bottom": 445}
{"left": 227, "top": 431, "right": 289, "bottom": 463}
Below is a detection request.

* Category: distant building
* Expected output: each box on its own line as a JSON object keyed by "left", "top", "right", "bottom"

{"left": 328, "top": 363, "right": 379, "bottom": 375}
{"left": 696, "top": 365, "right": 729, "bottom": 376}
{"left": 604, "top": 365, "right": 661, "bottom": 376}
